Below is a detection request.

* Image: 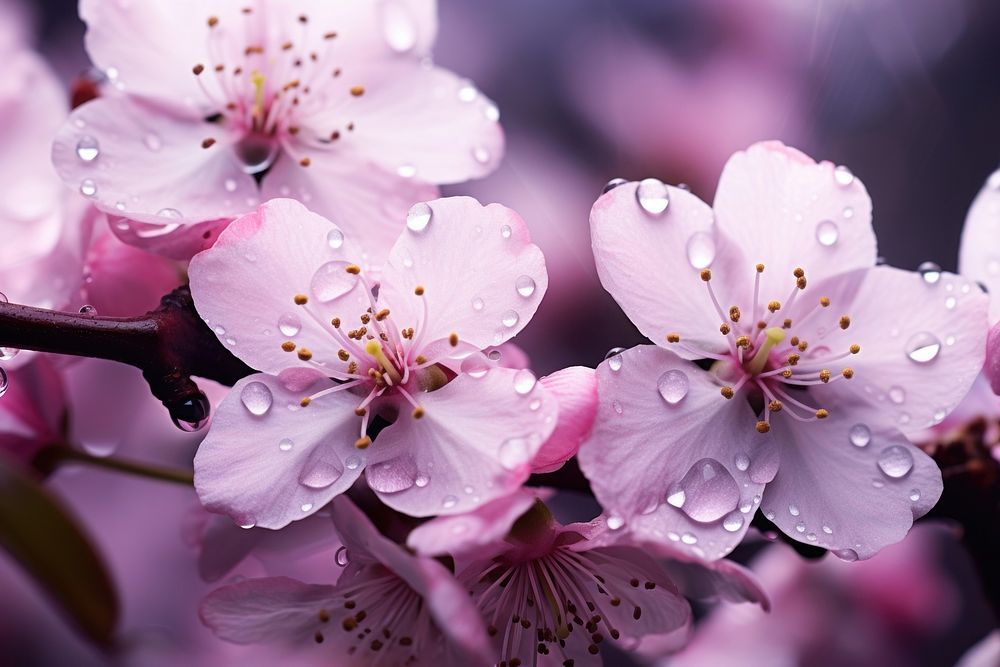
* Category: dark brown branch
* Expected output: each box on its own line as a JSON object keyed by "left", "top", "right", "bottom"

{"left": 0, "top": 286, "right": 254, "bottom": 426}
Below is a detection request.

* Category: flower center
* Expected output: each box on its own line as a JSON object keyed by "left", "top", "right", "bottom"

{"left": 666, "top": 263, "right": 860, "bottom": 434}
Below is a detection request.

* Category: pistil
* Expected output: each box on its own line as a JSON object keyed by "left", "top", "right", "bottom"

{"left": 746, "top": 326, "right": 785, "bottom": 376}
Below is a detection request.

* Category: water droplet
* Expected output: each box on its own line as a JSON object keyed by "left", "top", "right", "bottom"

{"left": 806, "top": 532, "right": 818, "bottom": 542}
{"left": 833, "top": 548, "right": 859, "bottom": 562}
{"left": 442, "top": 495, "right": 458, "bottom": 509}
{"left": 156, "top": 208, "right": 183, "bottom": 219}
{"left": 0, "top": 347, "right": 18, "bottom": 362}
{"left": 240, "top": 381, "right": 273, "bottom": 416}
{"left": 278, "top": 313, "right": 302, "bottom": 337}
{"left": 500, "top": 224, "right": 512, "bottom": 239}
{"left": 335, "top": 546, "right": 350, "bottom": 567}
{"left": 487, "top": 349, "right": 501, "bottom": 361}
{"left": 680, "top": 532, "right": 697, "bottom": 545}
{"left": 367, "top": 459, "right": 416, "bottom": 493}
{"left": 612, "top": 400, "right": 623, "bottom": 414}
{"left": 685, "top": 232, "right": 716, "bottom": 269}
{"left": 345, "top": 454, "right": 362, "bottom": 470}
{"left": 76, "top": 136, "right": 100, "bottom": 162}
{"left": 822, "top": 525, "right": 833, "bottom": 535}
{"left": 815, "top": 220, "right": 839, "bottom": 246}
{"left": 656, "top": 369, "right": 690, "bottom": 405}
{"left": 406, "top": 202, "right": 432, "bottom": 232}
{"left": 224, "top": 178, "right": 238, "bottom": 192}
{"left": 326, "top": 228, "right": 345, "bottom": 249}
{"left": 789, "top": 504, "right": 801, "bottom": 517}
{"left": 397, "top": 164, "right": 416, "bottom": 178}
{"left": 311, "top": 261, "right": 359, "bottom": 302}
{"left": 234, "top": 133, "right": 278, "bottom": 174}
{"left": 515, "top": 275, "right": 536, "bottom": 298}
{"left": 472, "top": 146, "right": 491, "bottom": 164}
{"left": 877, "top": 445, "right": 914, "bottom": 478}
{"left": 278, "top": 438, "right": 294, "bottom": 452}
{"left": 909, "top": 489, "right": 921, "bottom": 502}
{"left": 470, "top": 297, "right": 485, "bottom": 313}
{"left": 918, "top": 261, "right": 942, "bottom": 285}
{"left": 674, "top": 458, "right": 740, "bottom": 523}
{"left": 80, "top": 179, "right": 97, "bottom": 197}
{"left": 833, "top": 165, "right": 855, "bottom": 186}
{"left": 795, "top": 522, "right": 806, "bottom": 533}
{"left": 849, "top": 424, "right": 871, "bottom": 448}
{"left": 0, "top": 367, "right": 7, "bottom": 398}
{"left": 605, "top": 347, "right": 626, "bottom": 371}
{"left": 905, "top": 331, "right": 941, "bottom": 364}
{"left": 734, "top": 453, "right": 750, "bottom": 471}
{"left": 842, "top": 206, "right": 855, "bottom": 219}
{"left": 79, "top": 305, "right": 98, "bottom": 315}
{"left": 239, "top": 522, "right": 256, "bottom": 530}
{"left": 636, "top": 178, "right": 669, "bottom": 214}
{"left": 888, "top": 386, "right": 905, "bottom": 404}
{"left": 461, "top": 355, "right": 491, "bottom": 378}
{"left": 457, "top": 80, "right": 478, "bottom": 102}
{"left": 606, "top": 515, "right": 625, "bottom": 531}
{"left": 501, "top": 310, "right": 520, "bottom": 328}
{"left": 603, "top": 178, "right": 627, "bottom": 194}
{"left": 945, "top": 296, "right": 957, "bottom": 309}
{"left": 499, "top": 437, "right": 531, "bottom": 470}
{"left": 299, "top": 458, "right": 344, "bottom": 489}
{"left": 513, "top": 369, "right": 536, "bottom": 395}
{"left": 722, "top": 513, "right": 745, "bottom": 532}
{"left": 381, "top": 0, "right": 418, "bottom": 51}
{"left": 144, "top": 133, "right": 162, "bottom": 151}
{"left": 666, "top": 485, "right": 686, "bottom": 508}
{"left": 170, "top": 393, "right": 210, "bottom": 432}
{"left": 483, "top": 103, "right": 500, "bottom": 121}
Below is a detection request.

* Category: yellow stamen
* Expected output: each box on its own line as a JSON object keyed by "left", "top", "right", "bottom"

{"left": 747, "top": 327, "right": 785, "bottom": 375}
{"left": 250, "top": 70, "right": 266, "bottom": 121}
{"left": 365, "top": 339, "right": 401, "bottom": 384}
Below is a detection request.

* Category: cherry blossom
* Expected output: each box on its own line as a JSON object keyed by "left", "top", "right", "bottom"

{"left": 580, "top": 141, "right": 988, "bottom": 560}
{"left": 189, "top": 196, "right": 555, "bottom": 527}
{"left": 52, "top": 0, "right": 503, "bottom": 260}
{"left": 0, "top": 358, "right": 66, "bottom": 469}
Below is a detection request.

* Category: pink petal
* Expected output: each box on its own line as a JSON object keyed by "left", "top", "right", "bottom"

{"left": 365, "top": 367, "right": 557, "bottom": 517}
{"left": 713, "top": 141, "right": 877, "bottom": 286}
{"left": 532, "top": 366, "right": 598, "bottom": 473}
{"left": 405, "top": 488, "right": 541, "bottom": 557}
{"left": 988, "top": 322, "right": 1000, "bottom": 396}
{"left": 378, "top": 196, "right": 547, "bottom": 352}
{"left": 652, "top": 545, "right": 770, "bottom": 610}
{"left": 959, "top": 169, "right": 1000, "bottom": 323}
{"left": 194, "top": 373, "right": 365, "bottom": 529}
{"left": 0, "top": 358, "right": 66, "bottom": 466}
{"left": 82, "top": 227, "right": 181, "bottom": 317}
{"left": 590, "top": 179, "right": 734, "bottom": 358}
{"left": 761, "top": 402, "right": 942, "bottom": 560}
{"left": 199, "top": 576, "right": 337, "bottom": 644}
{"left": 579, "top": 345, "right": 769, "bottom": 560}
{"left": 809, "top": 266, "right": 988, "bottom": 436}
{"left": 188, "top": 198, "right": 371, "bottom": 375}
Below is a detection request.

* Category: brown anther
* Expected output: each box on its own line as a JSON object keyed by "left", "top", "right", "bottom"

{"left": 370, "top": 640, "right": 383, "bottom": 651}
{"left": 207, "top": 16, "right": 219, "bottom": 27}
{"left": 338, "top": 350, "right": 350, "bottom": 361}
{"left": 449, "top": 332, "right": 459, "bottom": 347}
{"left": 245, "top": 45, "right": 264, "bottom": 56}
{"left": 790, "top": 336, "right": 800, "bottom": 346}
{"left": 375, "top": 309, "right": 390, "bottom": 321}
{"left": 756, "top": 421, "right": 771, "bottom": 434}
{"left": 294, "top": 293, "right": 308, "bottom": 305}
{"left": 666, "top": 332, "right": 680, "bottom": 343}
{"left": 281, "top": 341, "right": 296, "bottom": 352}
{"left": 699, "top": 268, "right": 712, "bottom": 282}
{"left": 819, "top": 369, "right": 831, "bottom": 383}
{"left": 768, "top": 300, "right": 781, "bottom": 312}
{"left": 355, "top": 436, "right": 371, "bottom": 449}
{"left": 842, "top": 368, "right": 855, "bottom": 379}
{"left": 282, "top": 41, "right": 294, "bottom": 51}
{"left": 720, "top": 323, "right": 731, "bottom": 335}
{"left": 736, "top": 335, "right": 750, "bottom": 348}
{"left": 783, "top": 318, "right": 793, "bottom": 328}
{"left": 354, "top": 407, "right": 367, "bottom": 416}
{"left": 414, "top": 286, "right": 425, "bottom": 296}
{"left": 299, "top": 157, "right": 311, "bottom": 167}
{"left": 412, "top": 407, "right": 425, "bottom": 419}
{"left": 756, "top": 263, "right": 765, "bottom": 273}
{"left": 850, "top": 344, "right": 861, "bottom": 354}
{"left": 342, "top": 617, "right": 358, "bottom": 631}
{"left": 288, "top": 126, "right": 300, "bottom": 135}
{"left": 347, "top": 361, "right": 358, "bottom": 374}
{"left": 192, "top": 63, "right": 205, "bottom": 75}
{"left": 350, "top": 85, "right": 366, "bottom": 97}
{"left": 729, "top": 306, "right": 741, "bottom": 322}
{"left": 345, "top": 264, "right": 361, "bottom": 275}
{"left": 797, "top": 341, "right": 808, "bottom": 352}
{"left": 297, "top": 348, "right": 313, "bottom": 361}
{"left": 815, "top": 409, "right": 829, "bottom": 419}
{"left": 819, "top": 296, "right": 830, "bottom": 307}
{"left": 787, "top": 353, "right": 800, "bottom": 365}
{"left": 331, "top": 317, "right": 341, "bottom": 328}
{"left": 720, "top": 386, "right": 734, "bottom": 399}
{"left": 330, "top": 130, "right": 341, "bottom": 141}
{"left": 318, "top": 609, "right": 330, "bottom": 622}
{"left": 793, "top": 267, "right": 805, "bottom": 278}
{"left": 757, "top": 320, "right": 767, "bottom": 329}
{"left": 298, "top": 14, "right": 309, "bottom": 23}
{"left": 299, "top": 397, "right": 312, "bottom": 407}
{"left": 769, "top": 400, "right": 783, "bottom": 412}
{"left": 360, "top": 313, "right": 371, "bottom": 324}
{"left": 415, "top": 355, "right": 427, "bottom": 365}
{"left": 314, "top": 631, "right": 324, "bottom": 644}
{"left": 781, "top": 369, "right": 793, "bottom": 378}
{"left": 839, "top": 315, "right": 851, "bottom": 330}
{"left": 324, "top": 31, "right": 338, "bottom": 40}
{"left": 347, "top": 122, "right": 355, "bottom": 131}
{"left": 214, "top": 64, "right": 224, "bottom": 72}
{"left": 796, "top": 277, "right": 807, "bottom": 289}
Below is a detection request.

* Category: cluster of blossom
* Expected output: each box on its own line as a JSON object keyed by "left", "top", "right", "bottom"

{"left": 2, "top": 1, "right": 999, "bottom": 665}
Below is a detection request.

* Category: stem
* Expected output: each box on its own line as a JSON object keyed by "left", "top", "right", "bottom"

{"left": 35, "top": 446, "right": 194, "bottom": 486}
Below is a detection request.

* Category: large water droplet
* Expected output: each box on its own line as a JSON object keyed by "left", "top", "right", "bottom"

{"left": 636, "top": 178, "right": 669, "bottom": 214}
{"left": 606, "top": 515, "right": 625, "bottom": 531}
{"left": 310, "top": 261, "right": 359, "bottom": 302}
{"left": 513, "top": 369, "right": 536, "bottom": 395}
{"left": 381, "top": 0, "right": 418, "bottom": 52}
{"left": 326, "top": 228, "right": 345, "bottom": 249}
{"left": 335, "top": 546, "right": 350, "bottom": 566}
{"left": 877, "top": 445, "right": 914, "bottom": 478}
{"left": 734, "top": 453, "right": 750, "bottom": 471}
{"left": 299, "top": 458, "right": 344, "bottom": 489}
{"left": 674, "top": 458, "right": 740, "bottom": 523}
{"left": 722, "top": 512, "right": 744, "bottom": 532}
{"left": 815, "top": 220, "right": 839, "bottom": 246}
{"left": 76, "top": 136, "right": 100, "bottom": 162}
{"left": 240, "top": 381, "right": 273, "bottom": 416}
{"left": 905, "top": 331, "right": 941, "bottom": 363}
{"left": 833, "top": 165, "right": 855, "bottom": 186}
{"left": 278, "top": 438, "right": 294, "bottom": 452}
{"left": 656, "top": 369, "right": 689, "bottom": 404}
{"left": 170, "top": 393, "right": 210, "bottom": 431}
{"left": 501, "top": 310, "right": 520, "bottom": 328}
{"left": 605, "top": 347, "right": 626, "bottom": 371}
{"left": 848, "top": 424, "right": 871, "bottom": 447}
{"left": 366, "top": 457, "right": 416, "bottom": 493}
{"left": 499, "top": 437, "right": 532, "bottom": 470}
{"left": 686, "top": 232, "right": 716, "bottom": 269}
{"left": 833, "top": 548, "right": 859, "bottom": 562}
{"left": 278, "top": 313, "right": 302, "bottom": 337}
{"left": 918, "top": 261, "right": 942, "bottom": 285}
{"left": 345, "top": 454, "right": 362, "bottom": 470}
{"left": 515, "top": 275, "right": 536, "bottom": 298}
{"left": 234, "top": 133, "right": 278, "bottom": 174}
{"left": 406, "top": 202, "right": 432, "bottom": 232}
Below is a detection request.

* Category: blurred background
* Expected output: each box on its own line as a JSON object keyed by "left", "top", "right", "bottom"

{"left": 3, "top": 0, "right": 999, "bottom": 664}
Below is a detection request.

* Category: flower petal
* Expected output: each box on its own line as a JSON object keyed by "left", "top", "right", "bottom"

{"left": 579, "top": 345, "right": 767, "bottom": 560}
{"left": 532, "top": 366, "right": 598, "bottom": 473}
{"left": 959, "top": 169, "right": 1000, "bottom": 323}
{"left": 378, "top": 196, "right": 547, "bottom": 351}
{"left": 590, "top": 179, "right": 733, "bottom": 357}
{"left": 713, "top": 141, "right": 877, "bottom": 286}
{"left": 761, "top": 402, "right": 942, "bottom": 560}
{"left": 194, "top": 373, "right": 365, "bottom": 529}
{"left": 82, "top": 228, "right": 181, "bottom": 317}
{"left": 651, "top": 546, "right": 770, "bottom": 609}
{"left": 365, "top": 367, "right": 557, "bottom": 517}
{"left": 189, "top": 198, "right": 370, "bottom": 375}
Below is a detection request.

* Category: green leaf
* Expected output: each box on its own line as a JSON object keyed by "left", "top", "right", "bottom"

{"left": 0, "top": 455, "right": 119, "bottom": 646}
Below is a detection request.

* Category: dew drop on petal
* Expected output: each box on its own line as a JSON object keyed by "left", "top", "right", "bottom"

{"left": 815, "top": 220, "right": 839, "bottom": 246}
{"left": 833, "top": 165, "right": 854, "bottom": 186}
{"left": 380, "top": 0, "right": 418, "bottom": 52}
{"left": 471, "top": 297, "right": 484, "bottom": 311}
{"left": 310, "top": 261, "right": 359, "bottom": 302}
{"left": 734, "top": 453, "right": 750, "bottom": 471}
{"left": 240, "top": 381, "right": 273, "bottom": 416}
{"left": 909, "top": 489, "right": 921, "bottom": 502}
{"left": 156, "top": 208, "right": 183, "bottom": 219}
{"left": 500, "top": 224, "right": 512, "bottom": 239}
{"left": 722, "top": 512, "right": 745, "bottom": 532}
{"left": 605, "top": 347, "right": 626, "bottom": 371}
{"left": 501, "top": 310, "right": 520, "bottom": 328}
{"left": 918, "top": 261, "right": 942, "bottom": 285}
{"left": 366, "top": 459, "right": 416, "bottom": 493}
{"left": 606, "top": 515, "right": 625, "bottom": 531}
{"left": 499, "top": 437, "right": 531, "bottom": 470}
{"left": 675, "top": 458, "right": 740, "bottom": 523}
{"left": 278, "top": 313, "right": 302, "bottom": 337}
{"left": 656, "top": 369, "right": 689, "bottom": 404}
{"left": 888, "top": 386, "right": 906, "bottom": 404}
{"left": 397, "top": 164, "right": 416, "bottom": 178}
{"left": 686, "top": 232, "right": 716, "bottom": 269}
{"left": 603, "top": 177, "right": 627, "bottom": 194}
{"left": 144, "top": 132, "right": 162, "bottom": 151}
{"left": 680, "top": 532, "right": 697, "bottom": 545}
{"left": 299, "top": 459, "right": 344, "bottom": 489}
{"left": 239, "top": 521, "right": 256, "bottom": 530}
{"left": 224, "top": 178, "right": 238, "bottom": 192}
{"left": 472, "top": 146, "right": 491, "bottom": 164}
{"left": 335, "top": 546, "right": 350, "bottom": 567}
{"left": 79, "top": 305, "right": 98, "bottom": 315}
{"left": 513, "top": 369, "right": 536, "bottom": 395}
{"left": 345, "top": 454, "right": 362, "bottom": 470}
{"left": 833, "top": 548, "right": 859, "bottom": 562}
{"left": 326, "top": 228, "right": 345, "bottom": 249}
{"left": 848, "top": 423, "right": 871, "bottom": 448}
{"left": 636, "top": 177, "right": 669, "bottom": 214}
{"left": 789, "top": 504, "right": 800, "bottom": 517}
{"left": 877, "top": 445, "right": 914, "bottom": 478}
{"left": 905, "top": 331, "right": 941, "bottom": 363}
{"left": 666, "top": 486, "right": 686, "bottom": 508}
{"left": 80, "top": 179, "right": 97, "bottom": 197}
{"left": 442, "top": 495, "right": 458, "bottom": 509}
{"left": 406, "top": 202, "right": 432, "bottom": 232}
{"left": 278, "top": 438, "right": 294, "bottom": 452}
{"left": 515, "top": 275, "right": 536, "bottom": 298}
{"left": 76, "top": 136, "right": 100, "bottom": 162}
{"left": 0, "top": 367, "right": 7, "bottom": 398}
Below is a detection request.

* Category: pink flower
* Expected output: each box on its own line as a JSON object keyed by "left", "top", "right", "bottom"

{"left": 580, "top": 141, "right": 988, "bottom": 560}
{"left": 0, "top": 357, "right": 66, "bottom": 469}
{"left": 52, "top": 0, "right": 503, "bottom": 260}
{"left": 189, "top": 196, "right": 556, "bottom": 528}
{"left": 200, "top": 496, "right": 493, "bottom": 665}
